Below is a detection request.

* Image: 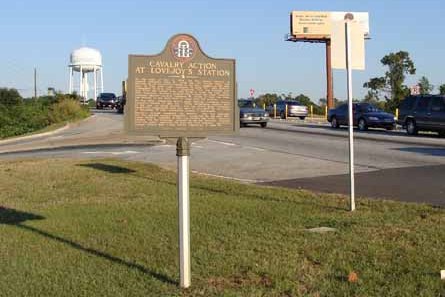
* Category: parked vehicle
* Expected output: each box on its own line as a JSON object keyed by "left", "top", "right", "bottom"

{"left": 96, "top": 93, "right": 117, "bottom": 109}
{"left": 116, "top": 95, "right": 126, "bottom": 114}
{"left": 397, "top": 95, "right": 445, "bottom": 136}
{"left": 238, "top": 100, "right": 269, "bottom": 128}
{"left": 266, "top": 100, "right": 308, "bottom": 120}
{"left": 328, "top": 103, "right": 395, "bottom": 131}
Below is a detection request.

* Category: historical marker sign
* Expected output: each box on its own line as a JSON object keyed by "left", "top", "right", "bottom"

{"left": 125, "top": 34, "right": 237, "bottom": 137}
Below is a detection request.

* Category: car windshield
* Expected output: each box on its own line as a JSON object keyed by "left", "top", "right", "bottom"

{"left": 362, "top": 104, "right": 381, "bottom": 112}
{"left": 238, "top": 101, "right": 255, "bottom": 108}
{"left": 100, "top": 93, "right": 116, "bottom": 100}
{"left": 287, "top": 101, "right": 302, "bottom": 106}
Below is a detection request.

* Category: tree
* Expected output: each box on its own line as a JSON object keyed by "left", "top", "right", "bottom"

{"left": 294, "top": 94, "right": 312, "bottom": 106}
{"left": 439, "top": 84, "right": 445, "bottom": 95}
{"left": 418, "top": 76, "right": 434, "bottom": 95}
{"left": 256, "top": 93, "right": 279, "bottom": 107}
{"left": 363, "top": 77, "right": 386, "bottom": 101}
{"left": 0, "top": 88, "right": 22, "bottom": 106}
{"left": 363, "top": 51, "right": 416, "bottom": 112}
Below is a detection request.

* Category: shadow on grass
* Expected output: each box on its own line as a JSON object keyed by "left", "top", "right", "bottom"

{"left": 0, "top": 206, "right": 45, "bottom": 224}
{"left": 78, "top": 163, "right": 136, "bottom": 174}
{"left": 0, "top": 207, "right": 177, "bottom": 286}
{"left": 77, "top": 161, "right": 345, "bottom": 211}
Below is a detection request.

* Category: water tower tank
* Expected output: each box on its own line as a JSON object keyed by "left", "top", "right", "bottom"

{"left": 70, "top": 47, "right": 102, "bottom": 72}
{"left": 68, "top": 47, "right": 104, "bottom": 100}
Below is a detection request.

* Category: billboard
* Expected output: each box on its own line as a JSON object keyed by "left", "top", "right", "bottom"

{"left": 290, "top": 11, "right": 331, "bottom": 38}
{"left": 291, "top": 11, "right": 369, "bottom": 39}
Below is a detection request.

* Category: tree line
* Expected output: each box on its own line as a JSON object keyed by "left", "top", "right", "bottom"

{"left": 247, "top": 50, "right": 445, "bottom": 114}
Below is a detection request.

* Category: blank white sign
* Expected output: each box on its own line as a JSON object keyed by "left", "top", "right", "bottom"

{"left": 331, "top": 20, "right": 366, "bottom": 70}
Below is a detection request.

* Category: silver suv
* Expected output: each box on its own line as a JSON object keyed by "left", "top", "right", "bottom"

{"left": 267, "top": 100, "right": 308, "bottom": 119}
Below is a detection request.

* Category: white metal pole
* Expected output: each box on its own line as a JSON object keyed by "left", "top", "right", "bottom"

{"left": 177, "top": 137, "right": 191, "bottom": 288}
{"left": 345, "top": 21, "right": 356, "bottom": 211}
{"left": 93, "top": 66, "right": 97, "bottom": 101}
{"left": 69, "top": 67, "right": 73, "bottom": 94}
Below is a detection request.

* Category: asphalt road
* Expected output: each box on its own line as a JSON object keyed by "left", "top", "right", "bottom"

{"left": 1, "top": 110, "right": 444, "bottom": 206}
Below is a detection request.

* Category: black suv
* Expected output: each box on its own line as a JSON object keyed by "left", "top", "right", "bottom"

{"left": 397, "top": 95, "right": 445, "bottom": 136}
{"left": 96, "top": 93, "right": 117, "bottom": 109}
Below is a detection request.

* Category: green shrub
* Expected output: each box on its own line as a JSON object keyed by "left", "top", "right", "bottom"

{"left": 0, "top": 95, "right": 90, "bottom": 139}
{"left": 48, "top": 99, "right": 89, "bottom": 124}
{"left": 0, "top": 88, "right": 22, "bottom": 106}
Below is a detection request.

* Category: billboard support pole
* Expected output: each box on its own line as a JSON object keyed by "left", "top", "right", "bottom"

{"left": 177, "top": 137, "right": 191, "bottom": 288}
{"left": 345, "top": 20, "right": 356, "bottom": 212}
{"left": 326, "top": 39, "right": 334, "bottom": 110}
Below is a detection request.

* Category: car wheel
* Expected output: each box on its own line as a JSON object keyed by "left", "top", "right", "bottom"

{"left": 331, "top": 116, "right": 339, "bottom": 128}
{"left": 358, "top": 118, "right": 368, "bottom": 131}
{"left": 406, "top": 119, "right": 418, "bottom": 135}
{"left": 260, "top": 122, "right": 267, "bottom": 128}
{"left": 280, "top": 111, "right": 285, "bottom": 119}
{"left": 299, "top": 116, "right": 306, "bottom": 120}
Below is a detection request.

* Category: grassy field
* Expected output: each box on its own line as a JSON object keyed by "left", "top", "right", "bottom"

{"left": 0, "top": 159, "right": 444, "bottom": 296}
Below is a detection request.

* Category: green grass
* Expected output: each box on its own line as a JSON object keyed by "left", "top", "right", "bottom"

{"left": 0, "top": 159, "right": 444, "bottom": 297}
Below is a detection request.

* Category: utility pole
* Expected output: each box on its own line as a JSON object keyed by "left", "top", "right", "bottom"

{"left": 34, "top": 68, "right": 37, "bottom": 99}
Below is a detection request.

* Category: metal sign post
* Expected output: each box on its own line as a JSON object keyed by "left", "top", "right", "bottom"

{"left": 176, "top": 137, "right": 191, "bottom": 288}
{"left": 345, "top": 18, "right": 356, "bottom": 211}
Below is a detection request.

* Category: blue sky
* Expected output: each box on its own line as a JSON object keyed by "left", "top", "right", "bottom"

{"left": 1, "top": 0, "right": 444, "bottom": 101}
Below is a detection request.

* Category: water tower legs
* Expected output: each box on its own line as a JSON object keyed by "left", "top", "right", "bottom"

{"left": 93, "top": 66, "right": 97, "bottom": 101}
{"left": 69, "top": 67, "right": 73, "bottom": 94}
{"left": 100, "top": 67, "right": 104, "bottom": 94}
{"left": 79, "top": 65, "right": 83, "bottom": 99}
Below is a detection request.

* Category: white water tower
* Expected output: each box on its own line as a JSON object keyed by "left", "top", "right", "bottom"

{"left": 68, "top": 47, "right": 103, "bottom": 100}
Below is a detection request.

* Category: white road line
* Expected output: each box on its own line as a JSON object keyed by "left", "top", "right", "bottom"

{"left": 244, "top": 146, "right": 266, "bottom": 152}
{"left": 191, "top": 170, "right": 262, "bottom": 183}
{"left": 206, "top": 140, "right": 237, "bottom": 146}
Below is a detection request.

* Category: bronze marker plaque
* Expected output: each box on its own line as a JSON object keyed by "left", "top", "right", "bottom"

{"left": 125, "top": 34, "right": 238, "bottom": 137}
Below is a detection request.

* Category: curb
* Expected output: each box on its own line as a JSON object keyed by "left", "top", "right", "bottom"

{"left": 0, "top": 115, "right": 96, "bottom": 146}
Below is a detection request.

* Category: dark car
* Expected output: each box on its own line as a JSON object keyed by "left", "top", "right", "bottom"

{"left": 116, "top": 95, "right": 126, "bottom": 114}
{"left": 266, "top": 100, "right": 308, "bottom": 120}
{"left": 328, "top": 103, "right": 395, "bottom": 131}
{"left": 397, "top": 95, "right": 445, "bottom": 136}
{"left": 96, "top": 93, "right": 117, "bottom": 109}
{"left": 239, "top": 100, "right": 269, "bottom": 128}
